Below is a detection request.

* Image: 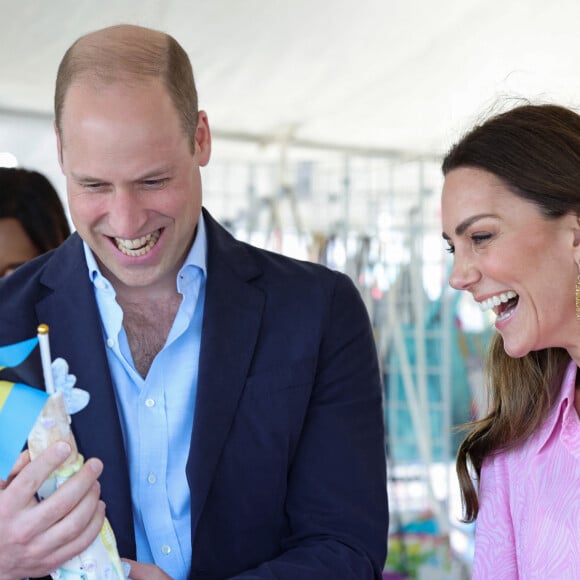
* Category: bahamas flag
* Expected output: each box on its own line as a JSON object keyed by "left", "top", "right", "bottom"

{"left": 0, "top": 337, "right": 49, "bottom": 480}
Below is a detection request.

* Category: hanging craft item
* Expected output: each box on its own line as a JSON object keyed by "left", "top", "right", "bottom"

{"left": 27, "top": 324, "right": 126, "bottom": 580}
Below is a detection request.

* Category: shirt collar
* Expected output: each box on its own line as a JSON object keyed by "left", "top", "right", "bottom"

{"left": 535, "top": 358, "right": 577, "bottom": 453}
{"left": 83, "top": 211, "right": 208, "bottom": 288}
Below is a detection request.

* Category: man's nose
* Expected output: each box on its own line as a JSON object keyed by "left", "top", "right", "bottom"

{"left": 107, "top": 188, "right": 147, "bottom": 237}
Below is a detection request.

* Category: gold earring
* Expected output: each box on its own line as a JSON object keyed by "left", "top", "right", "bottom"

{"left": 576, "top": 264, "right": 580, "bottom": 322}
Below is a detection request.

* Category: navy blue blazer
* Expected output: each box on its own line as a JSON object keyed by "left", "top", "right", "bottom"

{"left": 0, "top": 209, "right": 388, "bottom": 579}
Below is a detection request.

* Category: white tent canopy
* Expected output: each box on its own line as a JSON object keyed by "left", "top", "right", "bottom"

{"left": 1, "top": 0, "right": 579, "bottom": 161}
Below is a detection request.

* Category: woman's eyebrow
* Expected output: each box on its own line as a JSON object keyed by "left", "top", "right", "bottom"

{"left": 444, "top": 213, "right": 496, "bottom": 239}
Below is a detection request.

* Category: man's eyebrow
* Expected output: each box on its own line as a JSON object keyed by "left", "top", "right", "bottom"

{"left": 442, "top": 213, "right": 496, "bottom": 240}
{"left": 138, "top": 167, "right": 172, "bottom": 180}
{"left": 70, "top": 167, "right": 173, "bottom": 183}
{"left": 71, "top": 172, "right": 103, "bottom": 183}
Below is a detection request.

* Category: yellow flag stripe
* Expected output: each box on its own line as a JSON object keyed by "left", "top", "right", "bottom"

{"left": 0, "top": 380, "right": 14, "bottom": 411}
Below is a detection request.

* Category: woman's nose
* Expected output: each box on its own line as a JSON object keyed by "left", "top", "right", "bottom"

{"left": 449, "top": 256, "right": 481, "bottom": 291}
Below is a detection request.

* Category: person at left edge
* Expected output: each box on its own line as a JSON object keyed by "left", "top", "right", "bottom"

{"left": 0, "top": 24, "right": 389, "bottom": 580}
{"left": 0, "top": 166, "right": 70, "bottom": 278}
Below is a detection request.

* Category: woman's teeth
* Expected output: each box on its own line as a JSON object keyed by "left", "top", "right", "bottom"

{"left": 478, "top": 290, "right": 517, "bottom": 313}
{"left": 114, "top": 230, "right": 161, "bottom": 256}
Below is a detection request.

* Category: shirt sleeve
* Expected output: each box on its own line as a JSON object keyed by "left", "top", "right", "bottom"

{"left": 472, "top": 453, "right": 518, "bottom": 579}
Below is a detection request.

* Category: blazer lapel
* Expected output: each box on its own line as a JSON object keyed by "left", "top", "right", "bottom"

{"left": 188, "top": 211, "right": 265, "bottom": 536}
{"left": 36, "top": 235, "right": 136, "bottom": 557}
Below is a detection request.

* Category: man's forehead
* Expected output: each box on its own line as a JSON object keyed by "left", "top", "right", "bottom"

{"left": 64, "top": 74, "right": 163, "bottom": 98}
{"left": 59, "top": 77, "right": 169, "bottom": 122}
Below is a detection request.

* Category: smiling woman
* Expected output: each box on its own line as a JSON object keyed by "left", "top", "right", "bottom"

{"left": 0, "top": 167, "right": 71, "bottom": 277}
{"left": 440, "top": 102, "right": 580, "bottom": 579}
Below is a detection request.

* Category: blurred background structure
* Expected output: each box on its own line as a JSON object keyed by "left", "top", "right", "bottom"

{"left": 1, "top": 1, "right": 579, "bottom": 577}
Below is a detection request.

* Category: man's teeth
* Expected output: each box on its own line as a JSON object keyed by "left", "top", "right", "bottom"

{"left": 478, "top": 291, "right": 517, "bottom": 312}
{"left": 115, "top": 230, "right": 160, "bottom": 256}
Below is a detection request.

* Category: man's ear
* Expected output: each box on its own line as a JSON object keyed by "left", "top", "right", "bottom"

{"left": 54, "top": 121, "right": 64, "bottom": 171}
{"left": 194, "top": 111, "right": 211, "bottom": 167}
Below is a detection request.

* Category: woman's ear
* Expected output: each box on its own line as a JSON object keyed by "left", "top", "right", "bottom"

{"left": 573, "top": 227, "right": 580, "bottom": 248}
{"left": 568, "top": 214, "right": 580, "bottom": 272}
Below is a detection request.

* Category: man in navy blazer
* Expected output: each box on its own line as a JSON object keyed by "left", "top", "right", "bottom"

{"left": 0, "top": 24, "right": 388, "bottom": 579}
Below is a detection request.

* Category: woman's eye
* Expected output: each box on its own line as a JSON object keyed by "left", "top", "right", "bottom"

{"left": 471, "top": 233, "right": 492, "bottom": 244}
{"left": 445, "top": 244, "right": 455, "bottom": 254}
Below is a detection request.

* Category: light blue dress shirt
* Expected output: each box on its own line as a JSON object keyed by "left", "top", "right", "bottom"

{"left": 83, "top": 215, "right": 207, "bottom": 580}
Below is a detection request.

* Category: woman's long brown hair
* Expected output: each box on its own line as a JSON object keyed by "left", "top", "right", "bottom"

{"left": 443, "top": 103, "right": 580, "bottom": 520}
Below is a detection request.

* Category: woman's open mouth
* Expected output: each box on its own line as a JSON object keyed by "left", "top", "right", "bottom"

{"left": 479, "top": 290, "right": 519, "bottom": 320}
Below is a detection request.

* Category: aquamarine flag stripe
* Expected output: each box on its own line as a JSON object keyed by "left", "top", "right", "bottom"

{"left": 0, "top": 382, "right": 48, "bottom": 480}
{"left": 0, "top": 337, "right": 39, "bottom": 369}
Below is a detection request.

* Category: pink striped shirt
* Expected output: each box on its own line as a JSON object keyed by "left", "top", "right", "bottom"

{"left": 473, "top": 360, "right": 580, "bottom": 579}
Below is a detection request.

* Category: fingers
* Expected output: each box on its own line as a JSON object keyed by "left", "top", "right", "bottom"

{"left": 35, "top": 457, "right": 103, "bottom": 529}
{"left": 30, "top": 500, "right": 107, "bottom": 572}
{"left": 0, "top": 445, "right": 105, "bottom": 578}
{"left": 27, "top": 457, "right": 105, "bottom": 568}
{"left": 121, "top": 559, "right": 174, "bottom": 580}
{"left": 2, "top": 441, "right": 73, "bottom": 509}
{"left": 5, "top": 450, "right": 31, "bottom": 486}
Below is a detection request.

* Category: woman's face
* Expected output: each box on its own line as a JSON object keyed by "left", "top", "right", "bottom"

{"left": 0, "top": 217, "right": 39, "bottom": 277}
{"left": 441, "top": 167, "right": 580, "bottom": 360}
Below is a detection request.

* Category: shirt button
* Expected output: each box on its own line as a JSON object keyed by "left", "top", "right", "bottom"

{"left": 95, "top": 279, "right": 105, "bottom": 289}
{"left": 147, "top": 473, "right": 156, "bottom": 485}
{"left": 107, "top": 338, "right": 115, "bottom": 348}
{"left": 145, "top": 398, "right": 155, "bottom": 408}
{"left": 161, "top": 544, "right": 172, "bottom": 555}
